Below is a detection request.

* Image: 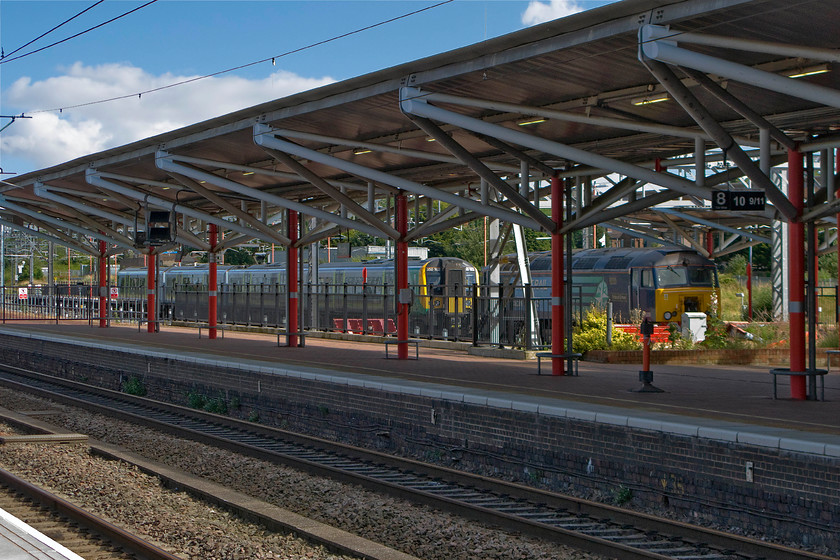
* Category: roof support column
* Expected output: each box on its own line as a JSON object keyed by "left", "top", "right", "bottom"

{"left": 208, "top": 223, "right": 218, "bottom": 340}
{"left": 551, "top": 176, "right": 565, "bottom": 375}
{"left": 396, "top": 192, "right": 409, "bottom": 359}
{"left": 287, "top": 210, "right": 300, "bottom": 348}
{"left": 98, "top": 239, "right": 107, "bottom": 328}
{"left": 147, "top": 247, "right": 156, "bottom": 334}
{"left": 789, "top": 149, "right": 807, "bottom": 400}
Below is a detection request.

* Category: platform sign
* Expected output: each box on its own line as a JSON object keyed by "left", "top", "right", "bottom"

{"left": 110, "top": 287, "right": 119, "bottom": 299}
{"left": 712, "top": 190, "right": 766, "bottom": 211}
{"left": 18, "top": 288, "right": 28, "bottom": 300}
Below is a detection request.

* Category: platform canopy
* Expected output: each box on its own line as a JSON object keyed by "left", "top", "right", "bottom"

{"left": 3, "top": 0, "right": 840, "bottom": 258}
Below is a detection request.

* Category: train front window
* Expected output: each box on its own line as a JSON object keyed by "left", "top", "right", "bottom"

{"left": 424, "top": 269, "right": 441, "bottom": 286}
{"left": 656, "top": 266, "right": 716, "bottom": 287}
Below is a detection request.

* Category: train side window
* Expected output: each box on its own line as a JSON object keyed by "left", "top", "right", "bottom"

{"left": 641, "top": 269, "right": 654, "bottom": 288}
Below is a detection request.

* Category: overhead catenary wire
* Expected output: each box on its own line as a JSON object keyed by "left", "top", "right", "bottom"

{"left": 26, "top": 0, "right": 455, "bottom": 116}
{"left": 0, "top": 0, "right": 159, "bottom": 65}
{"left": 1, "top": 0, "right": 105, "bottom": 61}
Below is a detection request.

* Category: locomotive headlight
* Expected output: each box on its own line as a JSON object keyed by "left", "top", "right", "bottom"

{"left": 663, "top": 311, "right": 672, "bottom": 320}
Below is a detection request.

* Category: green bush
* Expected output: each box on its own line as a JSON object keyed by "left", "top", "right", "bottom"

{"left": 121, "top": 376, "right": 147, "bottom": 396}
{"left": 572, "top": 307, "right": 641, "bottom": 354}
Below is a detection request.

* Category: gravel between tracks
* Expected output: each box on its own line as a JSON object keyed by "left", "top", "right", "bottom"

{"left": 0, "top": 387, "right": 604, "bottom": 560}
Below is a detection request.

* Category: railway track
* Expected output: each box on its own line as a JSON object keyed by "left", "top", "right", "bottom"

{"left": 0, "top": 365, "right": 832, "bottom": 560}
{"left": 0, "top": 464, "right": 181, "bottom": 560}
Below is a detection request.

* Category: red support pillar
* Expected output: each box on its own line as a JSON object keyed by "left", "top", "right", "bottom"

{"left": 705, "top": 230, "right": 713, "bottom": 257}
{"left": 396, "top": 193, "right": 409, "bottom": 359}
{"left": 551, "top": 176, "right": 565, "bottom": 375}
{"left": 208, "top": 224, "right": 218, "bottom": 339}
{"left": 98, "top": 240, "right": 107, "bottom": 328}
{"left": 287, "top": 210, "right": 299, "bottom": 347}
{"left": 788, "top": 149, "right": 807, "bottom": 399}
{"left": 147, "top": 247, "right": 156, "bottom": 333}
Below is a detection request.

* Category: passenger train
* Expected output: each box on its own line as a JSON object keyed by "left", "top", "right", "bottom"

{"left": 498, "top": 247, "right": 720, "bottom": 324}
{"left": 117, "top": 257, "right": 479, "bottom": 333}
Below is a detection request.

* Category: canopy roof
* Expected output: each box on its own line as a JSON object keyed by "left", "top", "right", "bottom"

{"left": 4, "top": 0, "right": 839, "bottom": 258}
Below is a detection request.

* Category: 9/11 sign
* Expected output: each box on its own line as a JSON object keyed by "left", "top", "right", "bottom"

{"left": 712, "top": 190, "right": 766, "bottom": 211}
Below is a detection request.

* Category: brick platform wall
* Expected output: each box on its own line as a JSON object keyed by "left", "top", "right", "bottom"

{"left": 0, "top": 333, "right": 836, "bottom": 551}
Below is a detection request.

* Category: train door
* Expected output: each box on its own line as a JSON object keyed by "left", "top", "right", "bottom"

{"left": 446, "top": 267, "right": 464, "bottom": 313}
{"left": 630, "top": 269, "right": 640, "bottom": 311}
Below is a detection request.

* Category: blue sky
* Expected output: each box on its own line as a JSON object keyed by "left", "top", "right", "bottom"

{"left": 1, "top": 0, "right": 616, "bottom": 176}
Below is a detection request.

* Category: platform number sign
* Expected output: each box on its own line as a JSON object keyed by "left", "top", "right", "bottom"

{"left": 712, "top": 190, "right": 766, "bottom": 211}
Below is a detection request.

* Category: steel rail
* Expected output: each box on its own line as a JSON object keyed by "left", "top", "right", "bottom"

{"left": 0, "top": 466, "right": 182, "bottom": 560}
{"left": 0, "top": 365, "right": 833, "bottom": 560}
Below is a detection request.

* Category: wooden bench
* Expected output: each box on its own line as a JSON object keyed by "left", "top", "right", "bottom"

{"left": 384, "top": 339, "right": 420, "bottom": 360}
{"left": 769, "top": 368, "right": 827, "bottom": 401}
{"left": 536, "top": 352, "right": 582, "bottom": 376}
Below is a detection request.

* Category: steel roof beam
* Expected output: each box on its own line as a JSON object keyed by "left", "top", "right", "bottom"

{"left": 415, "top": 90, "right": 733, "bottom": 144}
{"left": 405, "top": 204, "right": 460, "bottom": 242}
{"left": 87, "top": 170, "right": 282, "bottom": 247}
{"left": 164, "top": 170, "right": 291, "bottom": 246}
{"left": 713, "top": 239, "right": 764, "bottom": 258}
{"left": 472, "top": 133, "right": 558, "bottom": 178}
{"left": 0, "top": 218, "right": 94, "bottom": 256}
{"left": 641, "top": 25, "right": 840, "bottom": 109}
{"left": 604, "top": 220, "right": 682, "bottom": 249}
{"left": 158, "top": 151, "right": 387, "bottom": 240}
{"left": 400, "top": 87, "right": 712, "bottom": 203}
{"left": 34, "top": 183, "right": 135, "bottom": 228}
{"left": 0, "top": 208, "right": 91, "bottom": 255}
{"left": 562, "top": 176, "right": 641, "bottom": 233}
{"left": 638, "top": 56, "right": 798, "bottom": 220}
{"left": 270, "top": 128, "right": 521, "bottom": 174}
{"left": 567, "top": 190, "right": 679, "bottom": 232}
{"left": 164, "top": 153, "right": 382, "bottom": 194}
{"left": 254, "top": 123, "right": 541, "bottom": 232}
{"left": 405, "top": 114, "right": 557, "bottom": 233}
{"left": 654, "top": 211, "right": 710, "bottom": 256}
{"left": 653, "top": 29, "right": 840, "bottom": 64}
{"left": 657, "top": 208, "right": 771, "bottom": 242}
{"left": 259, "top": 146, "right": 400, "bottom": 239}
{"left": 683, "top": 69, "right": 796, "bottom": 151}
{"left": 0, "top": 195, "right": 134, "bottom": 253}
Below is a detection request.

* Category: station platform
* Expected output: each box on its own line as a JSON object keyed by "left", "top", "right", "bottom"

{"left": 0, "top": 507, "right": 83, "bottom": 560}
{"left": 1, "top": 321, "right": 838, "bottom": 455}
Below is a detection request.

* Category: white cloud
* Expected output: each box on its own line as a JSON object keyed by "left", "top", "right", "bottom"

{"left": 521, "top": 0, "right": 585, "bottom": 26}
{"left": 1, "top": 62, "right": 335, "bottom": 171}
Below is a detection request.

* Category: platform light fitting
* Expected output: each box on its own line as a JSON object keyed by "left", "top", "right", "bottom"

{"left": 242, "top": 171, "right": 255, "bottom": 176}
{"left": 518, "top": 118, "right": 546, "bottom": 126}
{"left": 788, "top": 64, "right": 830, "bottom": 79}
{"left": 632, "top": 94, "right": 670, "bottom": 106}
{"left": 353, "top": 148, "right": 373, "bottom": 155}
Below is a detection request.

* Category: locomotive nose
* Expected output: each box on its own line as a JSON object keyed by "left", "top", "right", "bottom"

{"left": 683, "top": 297, "right": 699, "bottom": 312}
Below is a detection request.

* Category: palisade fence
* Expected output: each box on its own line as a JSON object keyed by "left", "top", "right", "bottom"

{"left": 172, "top": 282, "right": 583, "bottom": 349}
{"left": 5, "top": 282, "right": 836, "bottom": 348}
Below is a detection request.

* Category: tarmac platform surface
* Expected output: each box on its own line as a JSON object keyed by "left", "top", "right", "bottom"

{"left": 1, "top": 321, "right": 838, "bottom": 454}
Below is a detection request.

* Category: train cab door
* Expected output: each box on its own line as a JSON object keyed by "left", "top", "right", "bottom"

{"left": 630, "top": 269, "right": 641, "bottom": 311}
{"left": 445, "top": 267, "right": 464, "bottom": 313}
